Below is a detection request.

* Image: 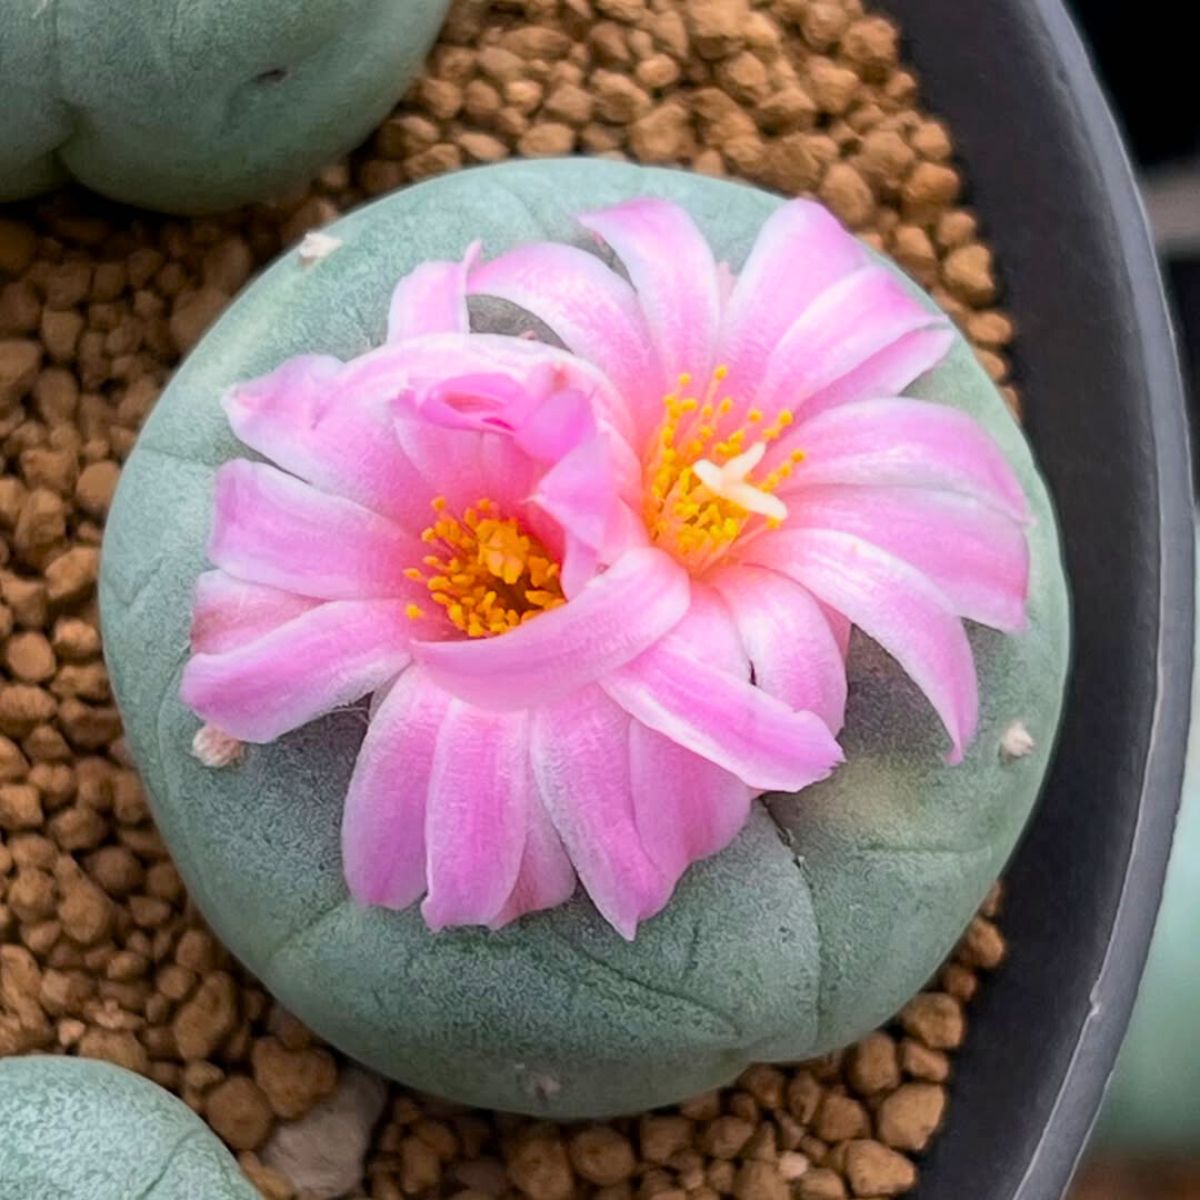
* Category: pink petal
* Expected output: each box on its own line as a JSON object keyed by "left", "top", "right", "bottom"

{"left": 532, "top": 436, "right": 625, "bottom": 580}
{"left": 411, "top": 367, "right": 599, "bottom": 466}
{"left": 675, "top": 582, "right": 747, "bottom": 675}
{"left": 412, "top": 547, "right": 690, "bottom": 710}
{"left": 711, "top": 564, "right": 847, "bottom": 733}
{"left": 718, "top": 200, "right": 867, "bottom": 398}
{"left": 629, "top": 723, "right": 752, "bottom": 885}
{"left": 469, "top": 241, "right": 663, "bottom": 438}
{"left": 756, "top": 266, "right": 951, "bottom": 421}
{"left": 531, "top": 686, "right": 670, "bottom": 938}
{"left": 209, "top": 461, "right": 424, "bottom": 600}
{"left": 421, "top": 702, "right": 531, "bottom": 930}
{"left": 750, "top": 528, "right": 979, "bottom": 763}
{"left": 487, "top": 792, "right": 577, "bottom": 929}
{"left": 791, "top": 328, "right": 956, "bottom": 424}
{"left": 181, "top": 600, "right": 413, "bottom": 743}
{"left": 783, "top": 484, "right": 1030, "bottom": 631}
{"left": 603, "top": 635, "right": 844, "bottom": 792}
{"left": 579, "top": 199, "right": 720, "bottom": 386}
{"left": 387, "top": 242, "right": 480, "bottom": 343}
{"left": 823, "top": 606, "right": 852, "bottom": 658}
{"left": 190, "top": 572, "right": 318, "bottom": 655}
{"left": 393, "top": 406, "right": 541, "bottom": 524}
{"left": 784, "top": 398, "right": 1031, "bottom": 521}
{"left": 342, "top": 668, "right": 450, "bottom": 909}
{"left": 223, "top": 355, "right": 433, "bottom": 532}
{"left": 403, "top": 332, "right": 639, "bottom": 446}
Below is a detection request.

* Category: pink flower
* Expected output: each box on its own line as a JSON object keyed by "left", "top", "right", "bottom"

{"left": 181, "top": 197, "right": 1030, "bottom": 938}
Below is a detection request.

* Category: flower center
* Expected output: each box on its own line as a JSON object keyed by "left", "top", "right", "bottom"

{"left": 644, "top": 366, "right": 804, "bottom": 574}
{"left": 404, "top": 497, "right": 565, "bottom": 638}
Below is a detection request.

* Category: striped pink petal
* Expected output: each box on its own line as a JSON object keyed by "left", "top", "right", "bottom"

{"left": 421, "top": 702, "right": 531, "bottom": 930}
{"left": 222, "top": 355, "right": 432, "bottom": 531}
{"left": 487, "top": 792, "right": 577, "bottom": 929}
{"left": 780, "top": 484, "right": 1030, "bottom": 630}
{"left": 190, "top": 572, "right": 318, "bottom": 655}
{"left": 342, "top": 669, "right": 449, "bottom": 910}
{"left": 579, "top": 198, "right": 720, "bottom": 388}
{"left": 784, "top": 398, "right": 1031, "bottom": 521}
{"left": 603, "top": 634, "right": 843, "bottom": 792}
{"left": 718, "top": 200, "right": 867, "bottom": 399}
{"left": 532, "top": 686, "right": 670, "bottom": 939}
{"left": 750, "top": 528, "right": 979, "bottom": 763}
{"left": 756, "top": 267, "right": 951, "bottom": 421}
{"left": 181, "top": 601, "right": 413, "bottom": 743}
{"left": 711, "top": 564, "right": 848, "bottom": 733}
{"left": 469, "top": 241, "right": 662, "bottom": 439}
{"left": 387, "top": 242, "right": 479, "bottom": 342}
{"left": 209, "top": 461, "right": 423, "bottom": 600}
{"left": 629, "top": 723, "right": 752, "bottom": 886}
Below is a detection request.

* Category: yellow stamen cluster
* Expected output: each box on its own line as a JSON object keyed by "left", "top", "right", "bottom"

{"left": 644, "top": 366, "right": 805, "bottom": 573}
{"left": 405, "top": 498, "right": 565, "bottom": 638}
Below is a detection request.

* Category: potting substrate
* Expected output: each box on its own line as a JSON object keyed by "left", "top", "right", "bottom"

{"left": 2, "top": 0, "right": 1038, "bottom": 1195}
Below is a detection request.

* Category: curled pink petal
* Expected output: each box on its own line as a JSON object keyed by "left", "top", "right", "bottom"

{"left": 579, "top": 199, "right": 720, "bottom": 386}
{"left": 411, "top": 371, "right": 537, "bottom": 433}
{"left": 394, "top": 409, "right": 541, "bottom": 522}
{"left": 785, "top": 398, "right": 1031, "bottom": 521}
{"left": 782, "top": 484, "right": 1031, "bottom": 631}
{"left": 751, "top": 528, "right": 979, "bottom": 763}
{"left": 422, "top": 703, "right": 531, "bottom": 930}
{"left": 181, "top": 601, "right": 414, "bottom": 743}
{"left": 533, "top": 437, "right": 621, "bottom": 557}
{"left": 387, "top": 242, "right": 480, "bottom": 343}
{"left": 342, "top": 669, "right": 450, "bottom": 910}
{"left": 190, "top": 572, "right": 318, "bottom": 655}
{"left": 756, "top": 266, "right": 951, "bottom": 420}
{"left": 413, "top": 547, "right": 690, "bottom": 710}
{"left": 411, "top": 366, "right": 598, "bottom": 464}
{"left": 341, "top": 331, "right": 637, "bottom": 450}
{"left": 469, "top": 241, "right": 662, "bottom": 438}
{"left": 532, "top": 686, "right": 670, "bottom": 939}
{"left": 209, "top": 461, "right": 423, "bottom": 600}
{"left": 629, "top": 724, "right": 752, "bottom": 886}
{"left": 603, "top": 637, "right": 844, "bottom": 792}
{"left": 513, "top": 385, "right": 599, "bottom": 464}
{"left": 711, "top": 565, "right": 847, "bottom": 733}
{"left": 718, "top": 200, "right": 867, "bottom": 398}
{"left": 222, "top": 355, "right": 432, "bottom": 531}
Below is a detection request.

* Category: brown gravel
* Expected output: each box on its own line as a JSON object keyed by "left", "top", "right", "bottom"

{"left": 2, "top": 0, "right": 1020, "bottom": 1195}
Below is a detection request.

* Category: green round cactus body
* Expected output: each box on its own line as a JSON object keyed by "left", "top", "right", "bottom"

{"left": 100, "top": 160, "right": 1070, "bottom": 1118}
{"left": 0, "top": 1057, "right": 257, "bottom": 1200}
{"left": 0, "top": 0, "right": 448, "bottom": 214}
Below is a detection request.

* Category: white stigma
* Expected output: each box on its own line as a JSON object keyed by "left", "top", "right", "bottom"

{"left": 693, "top": 441, "right": 788, "bottom": 521}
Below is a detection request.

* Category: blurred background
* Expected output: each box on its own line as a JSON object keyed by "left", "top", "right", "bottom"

{"left": 1065, "top": 2, "right": 1200, "bottom": 1197}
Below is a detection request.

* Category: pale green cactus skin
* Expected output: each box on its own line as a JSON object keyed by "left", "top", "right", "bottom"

{"left": 0, "top": 1057, "right": 257, "bottom": 1200}
{"left": 0, "top": 0, "right": 449, "bottom": 214}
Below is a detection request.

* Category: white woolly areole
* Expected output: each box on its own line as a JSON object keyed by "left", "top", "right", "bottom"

{"left": 1000, "top": 720, "right": 1036, "bottom": 761}
{"left": 192, "top": 724, "right": 244, "bottom": 768}
{"left": 297, "top": 231, "right": 343, "bottom": 266}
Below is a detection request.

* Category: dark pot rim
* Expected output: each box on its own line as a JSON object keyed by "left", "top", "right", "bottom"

{"left": 884, "top": 1, "right": 1194, "bottom": 1196}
